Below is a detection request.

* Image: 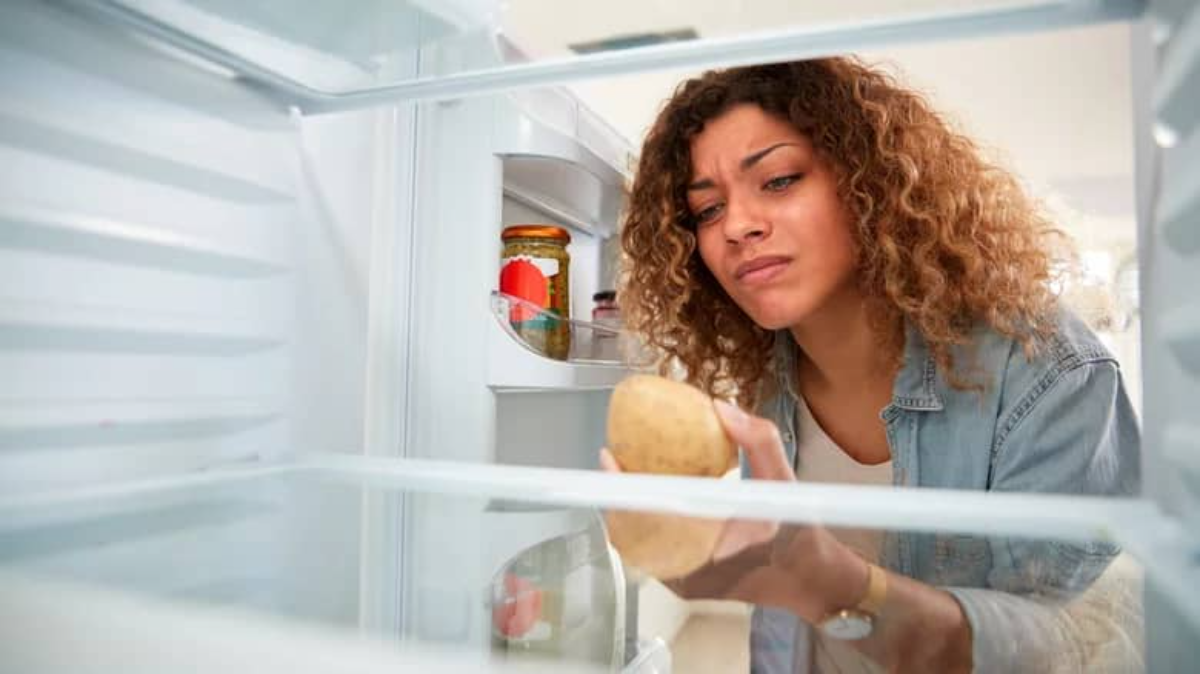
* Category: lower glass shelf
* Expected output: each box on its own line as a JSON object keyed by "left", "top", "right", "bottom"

{"left": 0, "top": 454, "right": 1173, "bottom": 673}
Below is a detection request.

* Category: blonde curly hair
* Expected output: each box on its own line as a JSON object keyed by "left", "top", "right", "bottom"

{"left": 619, "top": 58, "right": 1065, "bottom": 407}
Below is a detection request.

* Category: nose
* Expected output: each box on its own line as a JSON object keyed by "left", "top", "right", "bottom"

{"left": 722, "top": 196, "right": 770, "bottom": 245}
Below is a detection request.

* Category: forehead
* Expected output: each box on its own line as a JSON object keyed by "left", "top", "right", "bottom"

{"left": 689, "top": 103, "right": 810, "bottom": 171}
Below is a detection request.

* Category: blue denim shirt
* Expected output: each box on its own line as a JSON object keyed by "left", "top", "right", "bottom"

{"left": 747, "top": 307, "right": 1142, "bottom": 673}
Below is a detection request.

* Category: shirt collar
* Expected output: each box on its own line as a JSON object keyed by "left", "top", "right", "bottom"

{"left": 889, "top": 323, "right": 945, "bottom": 411}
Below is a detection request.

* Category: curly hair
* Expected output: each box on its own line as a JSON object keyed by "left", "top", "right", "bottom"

{"left": 619, "top": 57, "right": 1066, "bottom": 407}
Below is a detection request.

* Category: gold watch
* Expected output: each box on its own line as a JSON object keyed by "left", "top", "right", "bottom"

{"left": 817, "top": 562, "right": 888, "bottom": 640}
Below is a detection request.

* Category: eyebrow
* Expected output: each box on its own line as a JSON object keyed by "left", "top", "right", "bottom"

{"left": 687, "top": 142, "right": 800, "bottom": 191}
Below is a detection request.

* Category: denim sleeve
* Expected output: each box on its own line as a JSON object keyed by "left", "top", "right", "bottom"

{"left": 946, "top": 359, "right": 1141, "bottom": 673}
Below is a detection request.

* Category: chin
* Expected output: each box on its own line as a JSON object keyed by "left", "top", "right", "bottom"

{"left": 736, "top": 293, "right": 818, "bottom": 331}
{"left": 743, "top": 306, "right": 803, "bottom": 332}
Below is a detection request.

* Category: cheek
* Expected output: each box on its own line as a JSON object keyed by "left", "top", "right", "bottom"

{"left": 824, "top": 222, "right": 858, "bottom": 268}
{"left": 797, "top": 201, "right": 857, "bottom": 269}
{"left": 695, "top": 230, "right": 726, "bottom": 282}
{"left": 833, "top": 216, "right": 861, "bottom": 271}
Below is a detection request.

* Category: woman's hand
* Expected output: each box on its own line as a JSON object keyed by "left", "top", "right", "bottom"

{"left": 600, "top": 401, "right": 869, "bottom": 623}
{"left": 602, "top": 401, "right": 973, "bottom": 672}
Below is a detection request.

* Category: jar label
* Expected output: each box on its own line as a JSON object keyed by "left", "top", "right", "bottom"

{"left": 500, "top": 255, "right": 562, "bottom": 324}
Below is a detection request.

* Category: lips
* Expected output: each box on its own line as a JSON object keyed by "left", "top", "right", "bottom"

{"left": 734, "top": 255, "right": 792, "bottom": 282}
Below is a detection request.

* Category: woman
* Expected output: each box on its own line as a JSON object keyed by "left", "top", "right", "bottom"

{"left": 605, "top": 58, "right": 1141, "bottom": 673}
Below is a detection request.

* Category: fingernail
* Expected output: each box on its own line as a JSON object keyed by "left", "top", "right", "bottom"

{"left": 713, "top": 399, "right": 747, "bottom": 429}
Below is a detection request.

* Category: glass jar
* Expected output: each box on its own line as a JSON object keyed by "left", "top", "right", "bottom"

{"left": 499, "top": 225, "right": 571, "bottom": 360}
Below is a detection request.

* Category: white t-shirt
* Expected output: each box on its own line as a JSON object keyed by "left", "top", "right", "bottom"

{"left": 793, "top": 396, "right": 890, "bottom": 674}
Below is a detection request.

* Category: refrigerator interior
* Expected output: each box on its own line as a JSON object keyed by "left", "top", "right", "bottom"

{"left": 0, "top": 0, "right": 389, "bottom": 639}
{"left": 1, "top": 0, "right": 1199, "bottom": 671}
{"left": 0, "top": 0, "right": 637, "bottom": 664}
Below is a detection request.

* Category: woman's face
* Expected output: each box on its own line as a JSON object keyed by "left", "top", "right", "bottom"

{"left": 688, "top": 103, "right": 859, "bottom": 331}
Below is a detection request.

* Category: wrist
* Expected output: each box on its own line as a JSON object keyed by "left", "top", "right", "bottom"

{"left": 814, "top": 540, "right": 873, "bottom": 621}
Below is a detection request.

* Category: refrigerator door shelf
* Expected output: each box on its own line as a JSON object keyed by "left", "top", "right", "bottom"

{"left": 502, "top": 157, "right": 622, "bottom": 240}
{"left": 497, "top": 90, "right": 631, "bottom": 240}
{"left": 497, "top": 88, "right": 632, "bottom": 181}
{"left": 488, "top": 291, "right": 643, "bottom": 392}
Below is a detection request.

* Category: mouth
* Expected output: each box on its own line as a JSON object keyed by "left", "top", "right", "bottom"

{"left": 734, "top": 255, "right": 791, "bottom": 284}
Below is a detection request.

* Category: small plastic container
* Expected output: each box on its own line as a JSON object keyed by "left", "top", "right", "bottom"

{"left": 591, "top": 290, "right": 621, "bottom": 361}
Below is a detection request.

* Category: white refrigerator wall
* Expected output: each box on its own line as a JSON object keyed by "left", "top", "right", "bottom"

{"left": 0, "top": 0, "right": 633, "bottom": 652}
{"left": 0, "top": 0, "right": 384, "bottom": 488}
{"left": 0, "top": 0, "right": 406, "bottom": 629}
{"left": 0, "top": 2, "right": 293, "bottom": 493}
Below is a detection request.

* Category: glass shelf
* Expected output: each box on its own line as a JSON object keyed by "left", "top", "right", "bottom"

{"left": 62, "top": 0, "right": 1142, "bottom": 110}
{"left": 0, "top": 455, "right": 1160, "bottom": 672}
{"left": 79, "top": 0, "right": 497, "bottom": 93}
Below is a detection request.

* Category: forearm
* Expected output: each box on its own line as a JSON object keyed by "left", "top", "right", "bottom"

{"left": 664, "top": 528, "right": 974, "bottom": 671}
{"left": 777, "top": 535, "right": 972, "bottom": 673}
{"left": 853, "top": 568, "right": 973, "bottom": 673}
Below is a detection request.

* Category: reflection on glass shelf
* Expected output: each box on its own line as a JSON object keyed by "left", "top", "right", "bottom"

{"left": 620, "top": 516, "right": 1146, "bottom": 673}
{"left": 0, "top": 464, "right": 1150, "bottom": 673}
{"left": 608, "top": 510, "right": 1146, "bottom": 674}
{"left": 488, "top": 513, "right": 624, "bottom": 665}
{"left": 0, "top": 470, "right": 629, "bottom": 672}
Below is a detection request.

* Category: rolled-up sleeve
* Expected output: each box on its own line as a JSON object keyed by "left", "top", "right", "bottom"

{"left": 948, "top": 359, "right": 1142, "bottom": 673}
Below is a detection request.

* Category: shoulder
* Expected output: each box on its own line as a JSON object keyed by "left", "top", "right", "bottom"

{"left": 929, "top": 306, "right": 1123, "bottom": 451}
{"left": 995, "top": 305, "right": 1117, "bottom": 398}
{"left": 989, "top": 305, "right": 1125, "bottom": 448}
{"left": 933, "top": 306, "right": 1116, "bottom": 413}
{"left": 1030, "top": 305, "right": 1115, "bottom": 369}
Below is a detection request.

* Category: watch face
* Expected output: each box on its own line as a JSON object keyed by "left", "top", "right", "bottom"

{"left": 820, "top": 611, "right": 873, "bottom": 640}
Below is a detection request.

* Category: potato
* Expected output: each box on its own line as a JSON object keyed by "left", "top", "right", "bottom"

{"left": 607, "top": 375, "right": 737, "bottom": 477}
{"left": 604, "top": 375, "right": 737, "bottom": 580}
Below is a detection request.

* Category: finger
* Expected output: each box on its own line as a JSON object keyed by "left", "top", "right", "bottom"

{"left": 599, "top": 447, "right": 622, "bottom": 473}
{"left": 713, "top": 400, "right": 795, "bottom": 481}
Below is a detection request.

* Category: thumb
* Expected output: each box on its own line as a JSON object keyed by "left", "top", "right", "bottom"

{"left": 713, "top": 400, "right": 794, "bottom": 482}
{"left": 599, "top": 447, "right": 622, "bottom": 473}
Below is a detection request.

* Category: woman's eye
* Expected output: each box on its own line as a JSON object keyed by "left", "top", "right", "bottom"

{"left": 692, "top": 203, "right": 723, "bottom": 226}
{"left": 764, "top": 174, "right": 801, "bottom": 192}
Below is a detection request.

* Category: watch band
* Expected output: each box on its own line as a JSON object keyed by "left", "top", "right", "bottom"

{"left": 856, "top": 562, "right": 888, "bottom": 615}
{"left": 816, "top": 561, "right": 889, "bottom": 641}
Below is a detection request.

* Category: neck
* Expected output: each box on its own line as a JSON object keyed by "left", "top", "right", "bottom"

{"left": 788, "top": 286, "right": 893, "bottom": 393}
